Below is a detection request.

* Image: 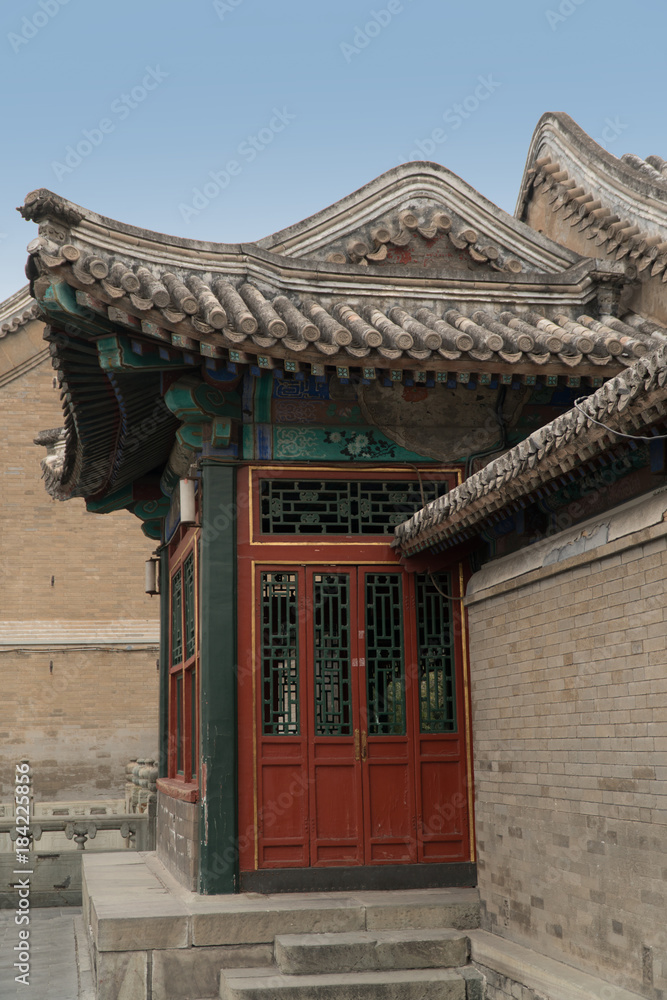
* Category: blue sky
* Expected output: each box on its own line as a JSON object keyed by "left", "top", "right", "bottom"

{"left": 1, "top": 0, "right": 666, "bottom": 301}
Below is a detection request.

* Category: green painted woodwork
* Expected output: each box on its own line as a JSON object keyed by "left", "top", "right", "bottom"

{"left": 365, "top": 574, "right": 406, "bottom": 736}
{"left": 255, "top": 374, "right": 273, "bottom": 424}
{"left": 194, "top": 382, "right": 241, "bottom": 419}
{"left": 260, "top": 572, "right": 299, "bottom": 736}
{"left": 134, "top": 498, "right": 171, "bottom": 521}
{"left": 86, "top": 485, "right": 134, "bottom": 514}
{"left": 97, "top": 334, "right": 188, "bottom": 371}
{"left": 176, "top": 422, "right": 206, "bottom": 450}
{"left": 242, "top": 424, "right": 255, "bottom": 459}
{"left": 141, "top": 519, "right": 164, "bottom": 539}
{"left": 211, "top": 416, "right": 232, "bottom": 448}
{"left": 274, "top": 425, "right": 436, "bottom": 462}
{"left": 158, "top": 549, "right": 170, "bottom": 779}
{"left": 416, "top": 574, "right": 457, "bottom": 734}
{"left": 39, "top": 280, "right": 116, "bottom": 339}
{"left": 198, "top": 463, "right": 237, "bottom": 894}
{"left": 259, "top": 478, "right": 447, "bottom": 535}
{"left": 313, "top": 573, "right": 352, "bottom": 737}
{"left": 164, "top": 375, "right": 242, "bottom": 422}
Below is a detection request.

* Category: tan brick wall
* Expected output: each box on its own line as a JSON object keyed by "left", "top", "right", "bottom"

{"left": 469, "top": 531, "right": 667, "bottom": 996}
{"left": 0, "top": 321, "right": 159, "bottom": 800}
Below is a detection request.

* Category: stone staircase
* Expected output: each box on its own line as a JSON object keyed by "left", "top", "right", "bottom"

{"left": 219, "top": 902, "right": 485, "bottom": 1000}
{"left": 82, "top": 854, "right": 483, "bottom": 1000}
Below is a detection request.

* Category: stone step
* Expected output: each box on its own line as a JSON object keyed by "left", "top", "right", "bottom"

{"left": 275, "top": 928, "right": 469, "bottom": 974}
{"left": 219, "top": 966, "right": 469, "bottom": 1000}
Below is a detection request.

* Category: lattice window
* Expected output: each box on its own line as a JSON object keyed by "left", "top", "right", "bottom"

{"left": 184, "top": 551, "right": 196, "bottom": 660}
{"left": 365, "top": 573, "right": 406, "bottom": 735}
{"left": 313, "top": 574, "right": 352, "bottom": 736}
{"left": 175, "top": 673, "right": 183, "bottom": 774}
{"left": 261, "top": 572, "right": 299, "bottom": 735}
{"left": 259, "top": 479, "right": 448, "bottom": 535}
{"left": 171, "top": 569, "right": 182, "bottom": 666}
{"left": 416, "top": 574, "right": 457, "bottom": 733}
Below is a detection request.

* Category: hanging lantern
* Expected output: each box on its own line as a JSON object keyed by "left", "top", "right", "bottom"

{"left": 179, "top": 477, "right": 197, "bottom": 526}
{"left": 144, "top": 557, "right": 159, "bottom": 596}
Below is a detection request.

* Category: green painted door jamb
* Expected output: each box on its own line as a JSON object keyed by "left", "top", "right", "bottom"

{"left": 198, "top": 463, "right": 238, "bottom": 893}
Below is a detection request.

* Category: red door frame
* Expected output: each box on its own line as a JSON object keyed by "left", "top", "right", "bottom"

{"left": 236, "top": 463, "right": 473, "bottom": 873}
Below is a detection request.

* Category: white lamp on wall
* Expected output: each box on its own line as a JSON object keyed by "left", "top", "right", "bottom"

{"left": 144, "top": 557, "right": 159, "bottom": 596}
{"left": 179, "top": 477, "right": 197, "bottom": 526}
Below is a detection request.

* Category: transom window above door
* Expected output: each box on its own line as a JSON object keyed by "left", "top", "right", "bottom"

{"left": 249, "top": 467, "right": 458, "bottom": 542}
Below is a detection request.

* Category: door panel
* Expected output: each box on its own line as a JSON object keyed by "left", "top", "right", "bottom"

{"left": 360, "top": 570, "right": 417, "bottom": 864}
{"left": 307, "top": 570, "right": 363, "bottom": 866}
{"left": 254, "top": 563, "right": 469, "bottom": 869}
{"left": 410, "top": 572, "right": 469, "bottom": 862}
{"left": 256, "top": 570, "right": 308, "bottom": 868}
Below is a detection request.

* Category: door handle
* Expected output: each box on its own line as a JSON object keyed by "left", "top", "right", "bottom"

{"left": 354, "top": 729, "right": 360, "bottom": 762}
{"left": 361, "top": 731, "right": 367, "bottom": 761}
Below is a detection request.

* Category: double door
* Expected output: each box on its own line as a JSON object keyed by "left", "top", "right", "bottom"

{"left": 251, "top": 564, "right": 470, "bottom": 869}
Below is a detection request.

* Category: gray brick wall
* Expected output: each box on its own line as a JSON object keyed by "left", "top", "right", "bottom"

{"left": 156, "top": 790, "right": 198, "bottom": 890}
{"left": 468, "top": 529, "right": 667, "bottom": 997}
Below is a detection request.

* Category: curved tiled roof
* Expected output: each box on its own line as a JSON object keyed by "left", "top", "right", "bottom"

{"left": 518, "top": 113, "right": 667, "bottom": 282}
{"left": 0, "top": 285, "right": 41, "bottom": 337}
{"left": 394, "top": 344, "right": 667, "bottom": 557}
{"left": 18, "top": 186, "right": 655, "bottom": 381}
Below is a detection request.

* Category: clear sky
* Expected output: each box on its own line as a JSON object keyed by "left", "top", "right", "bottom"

{"left": 1, "top": 0, "right": 666, "bottom": 301}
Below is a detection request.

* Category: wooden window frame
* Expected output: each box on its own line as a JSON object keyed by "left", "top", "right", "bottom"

{"left": 167, "top": 529, "right": 199, "bottom": 788}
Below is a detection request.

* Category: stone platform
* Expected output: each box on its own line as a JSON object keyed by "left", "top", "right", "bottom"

{"left": 81, "top": 853, "right": 481, "bottom": 1000}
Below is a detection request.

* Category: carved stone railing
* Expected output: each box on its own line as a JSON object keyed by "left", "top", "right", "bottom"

{"left": 125, "top": 758, "right": 159, "bottom": 816}
{"left": 1, "top": 813, "right": 155, "bottom": 852}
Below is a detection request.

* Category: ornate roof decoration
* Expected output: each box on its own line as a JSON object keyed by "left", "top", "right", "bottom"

{"left": 260, "top": 162, "right": 582, "bottom": 275}
{"left": 34, "top": 427, "right": 67, "bottom": 495}
{"left": 518, "top": 113, "right": 667, "bottom": 286}
{"left": 394, "top": 344, "right": 667, "bottom": 557}
{"left": 17, "top": 188, "right": 84, "bottom": 227}
{"left": 0, "top": 285, "right": 41, "bottom": 338}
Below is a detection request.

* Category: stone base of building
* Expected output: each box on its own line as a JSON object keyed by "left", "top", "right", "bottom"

{"left": 82, "top": 852, "right": 481, "bottom": 1000}
{"left": 470, "top": 931, "right": 647, "bottom": 1000}
{"left": 82, "top": 853, "right": 649, "bottom": 1000}
{"left": 155, "top": 788, "right": 198, "bottom": 890}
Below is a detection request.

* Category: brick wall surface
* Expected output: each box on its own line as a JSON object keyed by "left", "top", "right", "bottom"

{"left": 0, "top": 323, "right": 159, "bottom": 800}
{"left": 156, "top": 791, "right": 198, "bottom": 890}
{"left": 473, "top": 964, "right": 541, "bottom": 1000}
{"left": 469, "top": 531, "right": 667, "bottom": 997}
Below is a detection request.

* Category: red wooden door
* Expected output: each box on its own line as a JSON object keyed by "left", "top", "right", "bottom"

{"left": 306, "top": 569, "right": 364, "bottom": 866}
{"left": 358, "top": 568, "right": 417, "bottom": 864}
{"left": 253, "top": 564, "right": 469, "bottom": 869}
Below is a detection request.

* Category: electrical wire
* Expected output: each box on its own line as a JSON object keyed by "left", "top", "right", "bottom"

{"left": 573, "top": 398, "right": 667, "bottom": 441}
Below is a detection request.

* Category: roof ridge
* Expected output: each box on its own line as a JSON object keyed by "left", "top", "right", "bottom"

{"left": 0, "top": 284, "right": 41, "bottom": 337}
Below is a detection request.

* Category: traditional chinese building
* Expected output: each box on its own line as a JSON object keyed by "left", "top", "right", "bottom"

{"left": 21, "top": 113, "right": 667, "bottom": 999}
